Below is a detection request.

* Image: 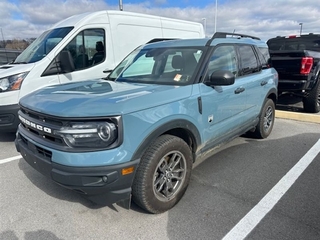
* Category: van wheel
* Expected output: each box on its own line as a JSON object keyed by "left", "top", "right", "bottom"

{"left": 252, "top": 98, "right": 275, "bottom": 139}
{"left": 132, "top": 135, "right": 192, "bottom": 214}
{"left": 303, "top": 79, "right": 320, "bottom": 113}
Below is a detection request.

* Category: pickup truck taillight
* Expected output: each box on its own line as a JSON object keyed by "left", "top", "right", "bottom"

{"left": 300, "top": 57, "right": 313, "bottom": 74}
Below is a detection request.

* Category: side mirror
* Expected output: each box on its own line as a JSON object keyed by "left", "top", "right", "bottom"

{"left": 205, "top": 70, "right": 235, "bottom": 86}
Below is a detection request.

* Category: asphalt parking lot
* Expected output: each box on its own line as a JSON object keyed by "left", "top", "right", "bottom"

{"left": 0, "top": 96, "right": 320, "bottom": 240}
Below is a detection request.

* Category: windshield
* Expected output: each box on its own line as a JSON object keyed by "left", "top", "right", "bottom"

{"left": 267, "top": 38, "right": 320, "bottom": 51}
{"left": 109, "top": 46, "right": 204, "bottom": 85}
{"left": 14, "top": 27, "right": 73, "bottom": 64}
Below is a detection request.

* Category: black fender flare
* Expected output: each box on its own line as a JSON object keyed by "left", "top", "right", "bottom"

{"left": 266, "top": 87, "right": 278, "bottom": 103}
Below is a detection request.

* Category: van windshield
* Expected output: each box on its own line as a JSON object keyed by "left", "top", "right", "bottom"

{"left": 14, "top": 27, "right": 73, "bottom": 64}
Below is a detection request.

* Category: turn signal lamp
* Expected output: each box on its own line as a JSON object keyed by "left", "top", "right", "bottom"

{"left": 122, "top": 166, "right": 134, "bottom": 175}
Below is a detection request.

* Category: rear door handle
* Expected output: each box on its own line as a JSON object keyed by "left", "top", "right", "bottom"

{"left": 234, "top": 87, "right": 245, "bottom": 94}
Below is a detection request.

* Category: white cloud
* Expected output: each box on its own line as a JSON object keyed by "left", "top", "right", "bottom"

{"left": 1, "top": 0, "right": 320, "bottom": 41}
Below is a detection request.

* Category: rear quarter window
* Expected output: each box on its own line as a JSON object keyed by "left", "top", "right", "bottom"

{"left": 257, "top": 47, "right": 270, "bottom": 68}
{"left": 267, "top": 37, "right": 320, "bottom": 51}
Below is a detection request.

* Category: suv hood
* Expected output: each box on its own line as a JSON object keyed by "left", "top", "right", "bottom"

{"left": 19, "top": 79, "right": 193, "bottom": 117}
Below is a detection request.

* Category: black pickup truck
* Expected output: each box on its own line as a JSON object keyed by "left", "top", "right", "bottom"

{"left": 267, "top": 34, "right": 320, "bottom": 113}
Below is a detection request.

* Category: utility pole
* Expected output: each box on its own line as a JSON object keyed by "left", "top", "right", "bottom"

{"left": 214, "top": 0, "right": 218, "bottom": 33}
{"left": 119, "top": 0, "right": 123, "bottom": 11}
{"left": 299, "top": 23, "right": 303, "bottom": 36}
{"left": 0, "top": 28, "right": 9, "bottom": 63}
{"left": 202, "top": 18, "right": 207, "bottom": 36}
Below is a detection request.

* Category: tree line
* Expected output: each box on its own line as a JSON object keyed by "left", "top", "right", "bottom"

{"left": 0, "top": 38, "right": 36, "bottom": 50}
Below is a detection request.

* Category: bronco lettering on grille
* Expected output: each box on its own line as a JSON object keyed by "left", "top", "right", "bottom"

{"left": 19, "top": 115, "right": 52, "bottom": 134}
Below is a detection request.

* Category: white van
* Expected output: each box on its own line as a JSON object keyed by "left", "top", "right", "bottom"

{"left": 0, "top": 10, "right": 204, "bottom": 132}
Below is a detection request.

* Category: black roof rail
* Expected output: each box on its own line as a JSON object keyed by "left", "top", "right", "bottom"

{"left": 146, "top": 38, "right": 177, "bottom": 44}
{"left": 205, "top": 32, "right": 261, "bottom": 46}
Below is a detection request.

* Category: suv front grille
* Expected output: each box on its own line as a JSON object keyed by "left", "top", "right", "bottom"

{"left": 19, "top": 107, "right": 66, "bottom": 147}
{"left": 19, "top": 133, "right": 52, "bottom": 160}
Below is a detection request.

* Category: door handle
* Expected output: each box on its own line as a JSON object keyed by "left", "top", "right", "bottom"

{"left": 234, "top": 87, "right": 245, "bottom": 94}
{"left": 261, "top": 80, "right": 268, "bottom": 86}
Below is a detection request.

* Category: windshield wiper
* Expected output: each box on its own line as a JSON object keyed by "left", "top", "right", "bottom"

{"left": 12, "top": 62, "right": 28, "bottom": 64}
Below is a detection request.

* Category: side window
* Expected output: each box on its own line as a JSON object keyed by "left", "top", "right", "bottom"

{"left": 238, "top": 45, "right": 259, "bottom": 75}
{"left": 257, "top": 47, "right": 270, "bottom": 69}
{"left": 63, "top": 29, "right": 105, "bottom": 71}
{"left": 206, "top": 45, "right": 238, "bottom": 78}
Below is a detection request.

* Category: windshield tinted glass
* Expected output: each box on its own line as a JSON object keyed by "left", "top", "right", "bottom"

{"left": 14, "top": 27, "right": 73, "bottom": 64}
{"left": 109, "top": 46, "right": 204, "bottom": 85}
{"left": 267, "top": 37, "right": 320, "bottom": 51}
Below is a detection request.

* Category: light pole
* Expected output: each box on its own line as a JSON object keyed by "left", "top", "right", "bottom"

{"left": 299, "top": 23, "right": 303, "bottom": 36}
{"left": 202, "top": 18, "right": 207, "bottom": 36}
{"left": 214, "top": 0, "right": 218, "bottom": 33}
{"left": 119, "top": 0, "right": 123, "bottom": 11}
{"left": 0, "top": 28, "right": 8, "bottom": 63}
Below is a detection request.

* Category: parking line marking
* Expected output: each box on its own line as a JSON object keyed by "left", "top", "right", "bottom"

{"left": 0, "top": 155, "right": 22, "bottom": 164}
{"left": 222, "top": 138, "right": 320, "bottom": 240}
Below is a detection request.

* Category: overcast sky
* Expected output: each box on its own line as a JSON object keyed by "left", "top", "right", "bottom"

{"left": 1, "top": 0, "right": 319, "bottom": 41}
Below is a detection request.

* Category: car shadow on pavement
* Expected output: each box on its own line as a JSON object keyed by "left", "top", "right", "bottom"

{"left": 0, "top": 132, "right": 16, "bottom": 142}
{"left": 0, "top": 229, "right": 63, "bottom": 240}
{"left": 276, "top": 94, "right": 304, "bottom": 112}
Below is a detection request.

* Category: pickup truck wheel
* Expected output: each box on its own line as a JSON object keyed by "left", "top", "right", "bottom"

{"left": 132, "top": 135, "right": 192, "bottom": 214}
{"left": 303, "top": 80, "right": 320, "bottom": 113}
{"left": 253, "top": 98, "right": 275, "bottom": 139}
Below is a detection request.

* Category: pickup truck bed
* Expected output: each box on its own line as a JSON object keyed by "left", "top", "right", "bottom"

{"left": 268, "top": 49, "right": 320, "bottom": 113}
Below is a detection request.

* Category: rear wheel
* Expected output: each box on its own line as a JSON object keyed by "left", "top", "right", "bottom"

{"left": 303, "top": 79, "right": 320, "bottom": 113}
{"left": 132, "top": 135, "right": 192, "bottom": 214}
{"left": 252, "top": 98, "right": 275, "bottom": 139}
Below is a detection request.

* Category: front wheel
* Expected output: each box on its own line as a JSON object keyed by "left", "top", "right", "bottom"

{"left": 132, "top": 135, "right": 193, "bottom": 214}
{"left": 252, "top": 98, "right": 275, "bottom": 139}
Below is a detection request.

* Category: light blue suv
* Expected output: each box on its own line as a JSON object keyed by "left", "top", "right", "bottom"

{"left": 15, "top": 32, "right": 278, "bottom": 213}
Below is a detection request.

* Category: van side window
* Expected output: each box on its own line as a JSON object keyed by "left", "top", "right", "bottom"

{"left": 206, "top": 45, "right": 238, "bottom": 80}
{"left": 62, "top": 29, "right": 105, "bottom": 71}
{"left": 238, "top": 45, "right": 259, "bottom": 75}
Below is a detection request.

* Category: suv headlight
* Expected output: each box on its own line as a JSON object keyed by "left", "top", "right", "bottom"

{"left": 55, "top": 121, "right": 120, "bottom": 149}
{"left": 0, "top": 72, "right": 29, "bottom": 92}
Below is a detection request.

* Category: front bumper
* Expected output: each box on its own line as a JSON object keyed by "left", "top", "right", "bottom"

{"left": 0, "top": 104, "right": 20, "bottom": 132}
{"left": 15, "top": 131, "right": 139, "bottom": 206}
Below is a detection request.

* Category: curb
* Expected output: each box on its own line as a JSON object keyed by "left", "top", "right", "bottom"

{"left": 275, "top": 110, "right": 320, "bottom": 124}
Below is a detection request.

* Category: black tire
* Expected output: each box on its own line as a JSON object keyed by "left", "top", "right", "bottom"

{"left": 132, "top": 134, "right": 193, "bottom": 214}
{"left": 252, "top": 98, "right": 275, "bottom": 139}
{"left": 303, "top": 79, "right": 320, "bottom": 113}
